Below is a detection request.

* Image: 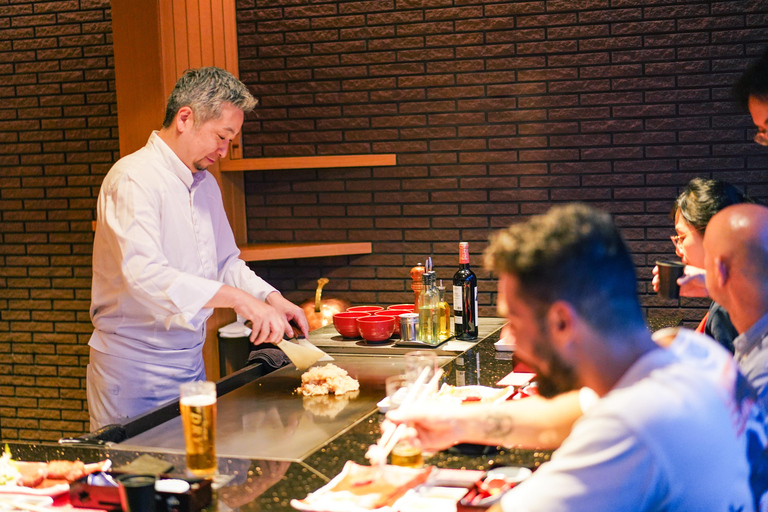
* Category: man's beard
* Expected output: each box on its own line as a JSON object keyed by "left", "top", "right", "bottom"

{"left": 535, "top": 351, "right": 579, "bottom": 398}
{"left": 516, "top": 332, "right": 580, "bottom": 399}
{"left": 194, "top": 160, "right": 209, "bottom": 171}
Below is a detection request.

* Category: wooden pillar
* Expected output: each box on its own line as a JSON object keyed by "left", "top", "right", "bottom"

{"left": 110, "top": 0, "right": 243, "bottom": 380}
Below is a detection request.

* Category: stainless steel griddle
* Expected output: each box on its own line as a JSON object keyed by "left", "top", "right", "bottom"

{"left": 114, "top": 353, "right": 456, "bottom": 461}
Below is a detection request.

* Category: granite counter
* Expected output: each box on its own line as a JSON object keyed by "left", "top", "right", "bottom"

{"left": 2, "top": 319, "right": 552, "bottom": 511}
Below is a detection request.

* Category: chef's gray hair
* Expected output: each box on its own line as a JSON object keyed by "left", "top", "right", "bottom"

{"left": 162, "top": 67, "right": 257, "bottom": 128}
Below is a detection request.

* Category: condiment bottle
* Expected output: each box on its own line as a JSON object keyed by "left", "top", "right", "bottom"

{"left": 437, "top": 280, "right": 451, "bottom": 342}
{"left": 410, "top": 262, "right": 426, "bottom": 313}
{"left": 418, "top": 271, "right": 438, "bottom": 345}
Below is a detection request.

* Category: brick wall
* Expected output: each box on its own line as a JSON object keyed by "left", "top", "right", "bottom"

{"left": 236, "top": 0, "right": 768, "bottom": 330}
{"left": 0, "top": 0, "right": 116, "bottom": 441}
{"left": 2, "top": 0, "right": 768, "bottom": 443}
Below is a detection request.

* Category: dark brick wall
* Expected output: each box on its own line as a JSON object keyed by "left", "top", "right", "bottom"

{"left": 236, "top": 0, "right": 768, "bottom": 331}
{"left": 3, "top": 0, "right": 768, "bottom": 442}
{"left": 0, "top": 0, "right": 116, "bottom": 441}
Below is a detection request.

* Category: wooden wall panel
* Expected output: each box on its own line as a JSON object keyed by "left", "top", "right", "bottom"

{"left": 112, "top": 0, "right": 241, "bottom": 383}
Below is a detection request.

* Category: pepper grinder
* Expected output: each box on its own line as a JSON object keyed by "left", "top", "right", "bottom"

{"left": 410, "top": 262, "right": 426, "bottom": 314}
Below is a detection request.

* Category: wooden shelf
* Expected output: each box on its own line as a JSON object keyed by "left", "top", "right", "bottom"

{"left": 238, "top": 241, "right": 372, "bottom": 262}
{"left": 219, "top": 154, "right": 396, "bottom": 172}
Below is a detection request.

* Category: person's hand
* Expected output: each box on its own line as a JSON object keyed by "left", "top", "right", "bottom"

{"left": 678, "top": 265, "right": 709, "bottom": 297}
{"left": 385, "top": 401, "right": 468, "bottom": 452}
{"left": 232, "top": 293, "right": 289, "bottom": 345}
{"left": 265, "top": 291, "right": 310, "bottom": 339}
{"left": 653, "top": 265, "right": 709, "bottom": 297}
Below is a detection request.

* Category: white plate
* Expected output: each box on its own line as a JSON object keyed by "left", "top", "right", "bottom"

{"left": 436, "top": 384, "right": 514, "bottom": 405}
{"left": 0, "top": 483, "right": 69, "bottom": 497}
{"left": 496, "top": 372, "right": 536, "bottom": 387}
{"left": 494, "top": 339, "right": 515, "bottom": 352}
{"left": 291, "top": 461, "right": 434, "bottom": 512}
{"left": 377, "top": 396, "right": 390, "bottom": 414}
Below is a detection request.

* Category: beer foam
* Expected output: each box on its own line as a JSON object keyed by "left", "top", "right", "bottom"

{"left": 180, "top": 394, "right": 216, "bottom": 407}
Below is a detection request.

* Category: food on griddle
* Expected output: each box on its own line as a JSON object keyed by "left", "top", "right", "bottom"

{"left": 296, "top": 364, "right": 360, "bottom": 396}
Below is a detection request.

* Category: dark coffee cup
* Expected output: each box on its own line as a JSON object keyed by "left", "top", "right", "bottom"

{"left": 656, "top": 260, "right": 686, "bottom": 299}
{"left": 117, "top": 474, "right": 157, "bottom": 512}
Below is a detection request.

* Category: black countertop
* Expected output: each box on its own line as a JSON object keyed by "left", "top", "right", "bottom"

{"left": 2, "top": 322, "right": 552, "bottom": 511}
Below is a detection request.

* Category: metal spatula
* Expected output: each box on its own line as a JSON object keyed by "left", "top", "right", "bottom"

{"left": 275, "top": 337, "right": 328, "bottom": 370}
{"left": 245, "top": 321, "right": 329, "bottom": 370}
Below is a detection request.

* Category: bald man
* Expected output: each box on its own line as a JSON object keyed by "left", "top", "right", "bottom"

{"left": 703, "top": 203, "right": 768, "bottom": 407}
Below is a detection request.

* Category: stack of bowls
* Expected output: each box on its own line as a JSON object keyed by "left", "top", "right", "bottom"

{"left": 356, "top": 315, "right": 396, "bottom": 343}
{"left": 332, "top": 311, "right": 371, "bottom": 338}
{"left": 333, "top": 305, "right": 404, "bottom": 342}
{"left": 371, "top": 310, "right": 402, "bottom": 335}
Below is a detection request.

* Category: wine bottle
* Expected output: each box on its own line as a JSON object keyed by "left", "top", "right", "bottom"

{"left": 453, "top": 242, "right": 478, "bottom": 340}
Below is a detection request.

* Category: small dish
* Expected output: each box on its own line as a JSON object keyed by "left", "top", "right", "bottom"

{"left": 460, "top": 466, "right": 532, "bottom": 507}
{"left": 371, "top": 310, "right": 402, "bottom": 335}
{"left": 356, "top": 316, "right": 395, "bottom": 343}
{"left": 485, "top": 466, "right": 533, "bottom": 483}
{"left": 347, "top": 305, "right": 384, "bottom": 314}
{"left": 332, "top": 311, "right": 369, "bottom": 338}
{"left": 387, "top": 304, "right": 415, "bottom": 313}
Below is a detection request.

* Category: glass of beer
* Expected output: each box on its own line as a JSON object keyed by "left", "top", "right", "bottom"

{"left": 180, "top": 380, "right": 217, "bottom": 477}
{"left": 391, "top": 440, "right": 424, "bottom": 468}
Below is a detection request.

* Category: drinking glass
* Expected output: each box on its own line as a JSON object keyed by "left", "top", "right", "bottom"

{"left": 180, "top": 380, "right": 217, "bottom": 477}
{"left": 404, "top": 350, "right": 438, "bottom": 387}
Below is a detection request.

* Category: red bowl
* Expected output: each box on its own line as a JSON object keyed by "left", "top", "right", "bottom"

{"left": 387, "top": 304, "right": 415, "bottom": 313}
{"left": 347, "top": 305, "right": 385, "bottom": 314}
{"left": 372, "top": 311, "right": 402, "bottom": 335}
{"left": 333, "top": 311, "right": 370, "bottom": 338}
{"left": 356, "top": 316, "right": 396, "bottom": 342}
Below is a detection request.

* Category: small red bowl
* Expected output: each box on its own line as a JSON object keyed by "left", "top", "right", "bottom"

{"left": 372, "top": 311, "right": 402, "bottom": 335}
{"left": 357, "top": 316, "right": 396, "bottom": 343}
{"left": 333, "top": 311, "right": 370, "bottom": 338}
{"left": 347, "top": 305, "right": 385, "bottom": 314}
{"left": 387, "top": 304, "right": 415, "bottom": 313}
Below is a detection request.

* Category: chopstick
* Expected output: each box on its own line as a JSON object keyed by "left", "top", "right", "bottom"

{"left": 368, "top": 367, "right": 444, "bottom": 465}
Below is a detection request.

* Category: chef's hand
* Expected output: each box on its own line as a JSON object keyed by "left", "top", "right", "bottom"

{"left": 234, "top": 297, "right": 289, "bottom": 345}
{"left": 266, "top": 291, "right": 310, "bottom": 339}
{"left": 206, "top": 285, "right": 286, "bottom": 345}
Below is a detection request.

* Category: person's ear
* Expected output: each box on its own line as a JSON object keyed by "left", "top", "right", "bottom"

{"left": 546, "top": 301, "right": 574, "bottom": 348}
{"left": 715, "top": 256, "right": 728, "bottom": 288}
{"left": 175, "top": 106, "right": 194, "bottom": 133}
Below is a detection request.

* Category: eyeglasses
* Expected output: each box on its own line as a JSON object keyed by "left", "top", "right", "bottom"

{"left": 670, "top": 228, "right": 702, "bottom": 248}
{"left": 755, "top": 130, "right": 768, "bottom": 146}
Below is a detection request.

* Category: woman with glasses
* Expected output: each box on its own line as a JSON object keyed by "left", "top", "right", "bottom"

{"left": 652, "top": 178, "right": 753, "bottom": 353}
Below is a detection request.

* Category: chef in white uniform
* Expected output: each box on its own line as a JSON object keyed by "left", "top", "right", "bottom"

{"left": 87, "top": 67, "right": 308, "bottom": 431}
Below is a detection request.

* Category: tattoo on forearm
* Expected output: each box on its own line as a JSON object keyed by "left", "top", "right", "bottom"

{"left": 483, "top": 411, "right": 516, "bottom": 439}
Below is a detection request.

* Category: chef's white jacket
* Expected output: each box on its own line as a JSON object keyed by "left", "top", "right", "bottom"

{"left": 88, "top": 132, "right": 277, "bottom": 370}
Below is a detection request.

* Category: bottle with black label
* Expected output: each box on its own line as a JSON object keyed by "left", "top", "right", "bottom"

{"left": 453, "top": 242, "right": 478, "bottom": 340}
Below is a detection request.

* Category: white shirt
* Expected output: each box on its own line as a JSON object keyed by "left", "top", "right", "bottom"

{"left": 89, "top": 132, "right": 276, "bottom": 370}
{"left": 502, "top": 329, "right": 765, "bottom": 512}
